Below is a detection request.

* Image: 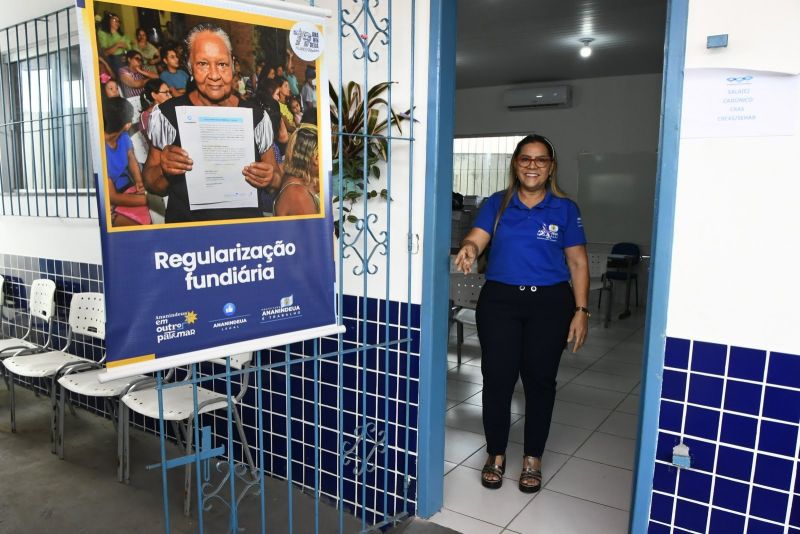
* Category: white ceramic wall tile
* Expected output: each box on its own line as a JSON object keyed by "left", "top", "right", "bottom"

{"left": 508, "top": 489, "right": 630, "bottom": 534}
{"left": 598, "top": 411, "right": 639, "bottom": 439}
{"left": 574, "top": 431, "right": 636, "bottom": 470}
{"left": 556, "top": 383, "right": 627, "bottom": 409}
{"left": 442, "top": 465, "right": 537, "bottom": 526}
{"left": 547, "top": 457, "right": 633, "bottom": 510}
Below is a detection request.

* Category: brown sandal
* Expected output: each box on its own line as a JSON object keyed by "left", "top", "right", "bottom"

{"left": 481, "top": 454, "right": 506, "bottom": 489}
{"left": 519, "top": 456, "right": 542, "bottom": 493}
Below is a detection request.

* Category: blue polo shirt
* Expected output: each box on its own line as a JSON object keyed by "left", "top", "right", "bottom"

{"left": 475, "top": 190, "right": 586, "bottom": 286}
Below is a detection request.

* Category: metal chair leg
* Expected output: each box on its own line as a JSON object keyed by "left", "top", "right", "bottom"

{"left": 456, "top": 322, "right": 463, "bottom": 366}
{"left": 9, "top": 376, "right": 16, "bottom": 433}
{"left": 50, "top": 378, "right": 59, "bottom": 454}
{"left": 183, "top": 418, "right": 194, "bottom": 517}
{"left": 233, "top": 408, "right": 258, "bottom": 478}
{"left": 57, "top": 385, "right": 66, "bottom": 459}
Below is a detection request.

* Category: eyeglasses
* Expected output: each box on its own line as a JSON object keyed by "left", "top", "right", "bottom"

{"left": 517, "top": 155, "right": 553, "bottom": 168}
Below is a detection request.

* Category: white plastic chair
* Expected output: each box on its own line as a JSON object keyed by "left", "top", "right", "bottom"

{"left": 449, "top": 273, "right": 484, "bottom": 366}
{"left": 119, "top": 352, "right": 256, "bottom": 515}
{"left": 54, "top": 293, "right": 148, "bottom": 459}
{"left": 3, "top": 292, "right": 103, "bottom": 432}
{"left": 0, "top": 278, "right": 57, "bottom": 355}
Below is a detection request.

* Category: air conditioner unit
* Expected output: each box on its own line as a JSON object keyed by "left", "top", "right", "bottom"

{"left": 504, "top": 85, "right": 571, "bottom": 110}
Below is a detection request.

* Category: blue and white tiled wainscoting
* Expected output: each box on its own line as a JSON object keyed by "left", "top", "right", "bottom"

{"left": 0, "top": 253, "right": 421, "bottom": 523}
{"left": 650, "top": 337, "right": 800, "bottom": 533}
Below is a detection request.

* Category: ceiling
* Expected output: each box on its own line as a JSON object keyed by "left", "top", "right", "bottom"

{"left": 455, "top": 0, "right": 668, "bottom": 89}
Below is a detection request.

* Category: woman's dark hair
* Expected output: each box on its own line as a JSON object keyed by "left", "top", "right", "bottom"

{"left": 103, "top": 97, "right": 133, "bottom": 134}
{"left": 125, "top": 49, "right": 141, "bottom": 61}
{"left": 100, "top": 12, "right": 120, "bottom": 34}
{"left": 139, "top": 79, "right": 165, "bottom": 109}
{"left": 493, "top": 134, "right": 564, "bottom": 234}
{"left": 301, "top": 106, "right": 317, "bottom": 126}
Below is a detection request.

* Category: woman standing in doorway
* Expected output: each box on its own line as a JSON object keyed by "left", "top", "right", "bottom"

{"left": 454, "top": 134, "right": 590, "bottom": 493}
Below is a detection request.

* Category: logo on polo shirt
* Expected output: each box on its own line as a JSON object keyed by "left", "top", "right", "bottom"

{"left": 537, "top": 223, "right": 559, "bottom": 242}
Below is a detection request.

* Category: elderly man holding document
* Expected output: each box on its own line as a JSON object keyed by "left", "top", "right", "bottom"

{"left": 144, "top": 23, "right": 281, "bottom": 223}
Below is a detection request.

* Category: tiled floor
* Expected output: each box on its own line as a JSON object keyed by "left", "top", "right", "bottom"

{"left": 430, "top": 303, "right": 646, "bottom": 534}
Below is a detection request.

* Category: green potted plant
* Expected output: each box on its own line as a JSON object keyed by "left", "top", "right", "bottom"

{"left": 329, "top": 80, "right": 412, "bottom": 236}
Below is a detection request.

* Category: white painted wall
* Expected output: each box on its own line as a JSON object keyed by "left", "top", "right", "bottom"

{"left": 665, "top": 0, "right": 800, "bottom": 355}
{"left": 455, "top": 73, "right": 663, "bottom": 252}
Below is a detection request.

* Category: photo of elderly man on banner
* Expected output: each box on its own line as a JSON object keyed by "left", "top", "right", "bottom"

{"left": 78, "top": 0, "right": 340, "bottom": 379}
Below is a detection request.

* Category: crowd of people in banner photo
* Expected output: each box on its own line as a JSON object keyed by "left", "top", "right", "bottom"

{"left": 95, "top": 9, "right": 321, "bottom": 227}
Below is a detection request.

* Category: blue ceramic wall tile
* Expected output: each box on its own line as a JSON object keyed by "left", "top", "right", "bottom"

{"left": 747, "top": 518, "right": 784, "bottom": 534}
{"left": 653, "top": 462, "right": 678, "bottom": 493}
{"left": 665, "top": 337, "right": 691, "bottom": 369}
{"left": 677, "top": 469, "right": 712, "bottom": 502}
{"left": 685, "top": 406, "right": 720, "bottom": 440}
{"left": 691, "top": 341, "right": 727, "bottom": 376}
{"left": 650, "top": 492, "right": 674, "bottom": 523}
{"left": 709, "top": 509, "right": 745, "bottom": 534}
{"left": 767, "top": 352, "right": 800, "bottom": 389}
{"left": 688, "top": 374, "right": 724, "bottom": 408}
{"left": 683, "top": 437, "right": 717, "bottom": 473}
{"left": 720, "top": 413, "right": 758, "bottom": 449}
{"left": 659, "top": 400, "right": 684, "bottom": 432}
{"left": 674, "top": 498, "right": 708, "bottom": 533}
{"left": 758, "top": 420, "right": 798, "bottom": 457}
{"left": 790, "top": 494, "right": 800, "bottom": 527}
{"left": 723, "top": 380, "right": 763, "bottom": 416}
{"left": 648, "top": 521, "right": 671, "bottom": 534}
{"left": 749, "top": 487, "right": 789, "bottom": 523}
{"left": 753, "top": 454, "right": 793, "bottom": 491}
{"left": 663, "top": 369, "right": 687, "bottom": 401}
{"left": 712, "top": 477, "right": 749, "bottom": 512}
{"left": 762, "top": 386, "right": 800, "bottom": 423}
{"left": 657, "top": 431, "right": 679, "bottom": 461}
{"left": 716, "top": 446, "right": 753, "bottom": 482}
{"left": 728, "top": 346, "right": 766, "bottom": 381}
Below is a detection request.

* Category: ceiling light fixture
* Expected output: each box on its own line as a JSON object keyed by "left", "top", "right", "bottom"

{"left": 579, "top": 38, "right": 594, "bottom": 58}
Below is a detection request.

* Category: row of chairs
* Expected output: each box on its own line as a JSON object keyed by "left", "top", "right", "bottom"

{"left": 0, "top": 275, "right": 256, "bottom": 515}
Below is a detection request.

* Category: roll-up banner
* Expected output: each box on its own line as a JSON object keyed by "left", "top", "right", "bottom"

{"left": 76, "top": 0, "right": 342, "bottom": 380}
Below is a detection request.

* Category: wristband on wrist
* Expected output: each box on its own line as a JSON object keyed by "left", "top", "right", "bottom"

{"left": 575, "top": 306, "right": 591, "bottom": 317}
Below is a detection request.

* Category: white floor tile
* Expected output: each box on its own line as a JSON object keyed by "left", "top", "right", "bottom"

{"left": 559, "top": 352, "right": 602, "bottom": 370}
{"left": 429, "top": 508, "right": 504, "bottom": 534}
{"left": 603, "top": 348, "right": 646, "bottom": 364}
{"left": 617, "top": 394, "right": 641, "bottom": 415}
{"left": 588, "top": 359, "right": 642, "bottom": 378}
{"left": 571, "top": 370, "right": 639, "bottom": 393}
{"left": 447, "top": 363, "right": 484, "bottom": 385}
{"left": 508, "top": 490, "right": 630, "bottom": 534}
{"left": 556, "top": 365, "right": 582, "bottom": 386}
{"left": 446, "top": 402, "right": 496, "bottom": 435}
{"left": 463, "top": 389, "right": 526, "bottom": 415}
{"left": 631, "top": 383, "right": 641, "bottom": 394}
{"left": 556, "top": 383, "right": 627, "bottom": 409}
{"left": 547, "top": 457, "right": 633, "bottom": 510}
{"left": 598, "top": 411, "right": 639, "bottom": 440}
{"left": 551, "top": 399, "right": 611, "bottom": 431}
{"left": 442, "top": 465, "right": 537, "bottom": 526}
{"left": 461, "top": 442, "right": 569, "bottom": 485}
{"left": 445, "top": 461, "right": 458, "bottom": 475}
{"left": 509, "top": 419, "right": 592, "bottom": 455}
{"left": 446, "top": 399, "right": 459, "bottom": 410}
{"left": 444, "top": 427, "right": 485, "bottom": 464}
{"left": 447, "top": 379, "right": 483, "bottom": 402}
{"left": 575, "top": 432, "right": 636, "bottom": 470}
{"left": 567, "top": 344, "right": 609, "bottom": 359}
{"left": 581, "top": 336, "right": 620, "bottom": 349}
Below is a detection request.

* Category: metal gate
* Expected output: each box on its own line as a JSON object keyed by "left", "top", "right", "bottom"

{"left": 151, "top": 0, "right": 422, "bottom": 532}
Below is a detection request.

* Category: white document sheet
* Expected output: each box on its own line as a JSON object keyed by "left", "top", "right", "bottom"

{"left": 175, "top": 106, "right": 258, "bottom": 210}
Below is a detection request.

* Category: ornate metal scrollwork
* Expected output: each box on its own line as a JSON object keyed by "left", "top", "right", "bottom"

{"left": 342, "top": 421, "right": 387, "bottom": 476}
{"left": 340, "top": 213, "right": 388, "bottom": 275}
{"left": 201, "top": 460, "right": 262, "bottom": 515}
{"left": 341, "top": 0, "right": 389, "bottom": 62}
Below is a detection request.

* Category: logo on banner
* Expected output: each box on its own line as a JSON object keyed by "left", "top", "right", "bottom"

{"left": 290, "top": 21, "right": 324, "bottom": 61}
{"left": 211, "top": 304, "right": 249, "bottom": 332}
{"left": 261, "top": 295, "right": 302, "bottom": 323}
{"left": 223, "top": 302, "right": 237, "bottom": 316}
{"left": 537, "top": 223, "right": 559, "bottom": 242}
{"left": 154, "top": 311, "right": 198, "bottom": 344}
